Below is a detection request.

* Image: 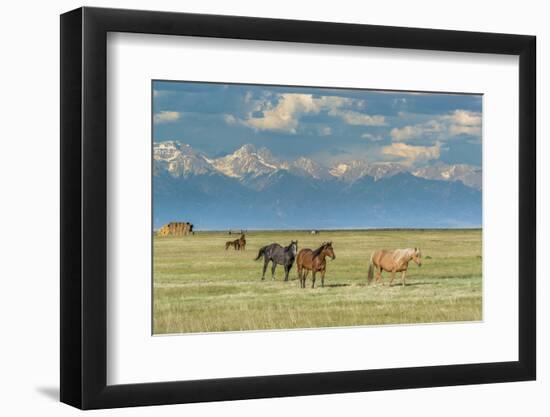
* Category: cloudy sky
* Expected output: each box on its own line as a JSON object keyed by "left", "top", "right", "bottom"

{"left": 153, "top": 80, "right": 482, "bottom": 167}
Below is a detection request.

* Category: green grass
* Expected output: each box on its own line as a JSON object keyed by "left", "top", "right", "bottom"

{"left": 153, "top": 229, "right": 482, "bottom": 334}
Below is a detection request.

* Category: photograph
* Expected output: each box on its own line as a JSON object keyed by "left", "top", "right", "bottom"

{"left": 152, "top": 81, "right": 483, "bottom": 334}
{"left": 52, "top": 3, "right": 537, "bottom": 411}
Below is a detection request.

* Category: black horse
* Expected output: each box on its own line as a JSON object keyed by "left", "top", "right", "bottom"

{"left": 255, "top": 241, "right": 298, "bottom": 281}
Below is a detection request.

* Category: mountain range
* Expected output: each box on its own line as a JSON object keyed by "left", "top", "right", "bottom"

{"left": 153, "top": 141, "right": 482, "bottom": 230}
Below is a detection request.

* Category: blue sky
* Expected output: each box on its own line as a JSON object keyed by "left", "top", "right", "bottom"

{"left": 153, "top": 81, "right": 482, "bottom": 167}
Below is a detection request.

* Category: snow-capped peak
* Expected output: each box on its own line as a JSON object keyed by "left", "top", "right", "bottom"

{"left": 210, "top": 144, "right": 280, "bottom": 178}
{"left": 329, "top": 160, "right": 405, "bottom": 182}
{"left": 329, "top": 163, "right": 350, "bottom": 177}
{"left": 153, "top": 141, "right": 482, "bottom": 189}
{"left": 290, "top": 157, "right": 331, "bottom": 180}
{"left": 153, "top": 140, "right": 213, "bottom": 177}
{"left": 412, "top": 164, "right": 482, "bottom": 190}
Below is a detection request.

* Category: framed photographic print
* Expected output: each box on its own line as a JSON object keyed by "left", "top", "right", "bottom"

{"left": 60, "top": 6, "right": 536, "bottom": 409}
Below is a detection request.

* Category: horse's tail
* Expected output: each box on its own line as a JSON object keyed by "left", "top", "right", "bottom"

{"left": 367, "top": 252, "right": 375, "bottom": 285}
{"left": 255, "top": 246, "right": 266, "bottom": 261}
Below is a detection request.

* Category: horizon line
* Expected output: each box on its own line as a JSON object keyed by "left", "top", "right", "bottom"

{"left": 153, "top": 227, "right": 483, "bottom": 232}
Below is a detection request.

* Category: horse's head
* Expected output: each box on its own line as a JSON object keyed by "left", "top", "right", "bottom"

{"left": 289, "top": 240, "right": 298, "bottom": 257}
{"left": 323, "top": 241, "right": 336, "bottom": 260}
{"left": 411, "top": 247, "right": 422, "bottom": 266}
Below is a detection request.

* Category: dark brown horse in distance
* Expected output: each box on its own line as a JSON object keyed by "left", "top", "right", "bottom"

{"left": 238, "top": 234, "right": 246, "bottom": 250}
{"left": 225, "top": 234, "right": 246, "bottom": 250}
{"left": 296, "top": 242, "right": 336, "bottom": 288}
{"left": 367, "top": 248, "right": 422, "bottom": 287}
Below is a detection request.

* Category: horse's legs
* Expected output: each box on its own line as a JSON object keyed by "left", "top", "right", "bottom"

{"left": 261, "top": 258, "right": 268, "bottom": 280}
{"left": 401, "top": 271, "right": 406, "bottom": 287}
{"left": 389, "top": 269, "right": 396, "bottom": 286}
{"left": 271, "top": 262, "right": 277, "bottom": 280}
{"left": 284, "top": 265, "right": 290, "bottom": 281}
{"left": 321, "top": 269, "right": 326, "bottom": 287}
{"left": 376, "top": 268, "right": 383, "bottom": 285}
{"left": 311, "top": 271, "right": 316, "bottom": 289}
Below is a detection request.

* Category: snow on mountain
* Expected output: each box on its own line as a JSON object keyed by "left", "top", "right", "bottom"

{"left": 153, "top": 141, "right": 213, "bottom": 177}
{"left": 412, "top": 164, "right": 482, "bottom": 190}
{"left": 210, "top": 144, "right": 280, "bottom": 178}
{"left": 153, "top": 141, "right": 481, "bottom": 189}
{"left": 329, "top": 160, "right": 406, "bottom": 182}
{"left": 289, "top": 157, "right": 331, "bottom": 180}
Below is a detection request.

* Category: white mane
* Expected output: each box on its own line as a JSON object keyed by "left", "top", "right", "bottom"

{"left": 392, "top": 248, "right": 419, "bottom": 263}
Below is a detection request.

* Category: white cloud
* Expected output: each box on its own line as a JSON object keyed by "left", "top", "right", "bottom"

{"left": 449, "top": 124, "right": 481, "bottom": 136}
{"left": 445, "top": 109, "right": 482, "bottom": 126}
{"left": 390, "top": 110, "right": 481, "bottom": 142}
{"left": 233, "top": 93, "right": 385, "bottom": 133}
{"left": 329, "top": 109, "right": 386, "bottom": 126}
{"left": 361, "top": 133, "right": 384, "bottom": 141}
{"left": 153, "top": 90, "right": 171, "bottom": 98}
{"left": 319, "top": 126, "right": 332, "bottom": 136}
{"left": 223, "top": 114, "right": 238, "bottom": 125}
{"left": 443, "top": 110, "right": 482, "bottom": 137}
{"left": 244, "top": 91, "right": 254, "bottom": 103}
{"left": 241, "top": 93, "right": 351, "bottom": 133}
{"left": 390, "top": 120, "right": 444, "bottom": 141}
{"left": 381, "top": 142, "right": 441, "bottom": 165}
{"left": 392, "top": 97, "right": 407, "bottom": 107}
{"left": 154, "top": 111, "right": 181, "bottom": 124}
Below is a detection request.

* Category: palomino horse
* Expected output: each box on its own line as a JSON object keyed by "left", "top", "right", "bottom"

{"left": 225, "top": 234, "right": 246, "bottom": 250}
{"left": 367, "top": 248, "right": 422, "bottom": 287}
{"left": 296, "top": 242, "right": 336, "bottom": 288}
{"left": 255, "top": 241, "right": 298, "bottom": 281}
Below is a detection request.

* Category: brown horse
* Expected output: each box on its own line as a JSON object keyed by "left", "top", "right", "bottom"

{"left": 367, "top": 248, "right": 422, "bottom": 287}
{"left": 225, "top": 239, "right": 238, "bottom": 250}
{"left": 238, "top": 234, "right": 246, "bottom": 251}
{"left": 296, "top": 242, "right": 336, "bottom": 288}
{"left": 225, "top": 234, "right": 246, "bottom": 250}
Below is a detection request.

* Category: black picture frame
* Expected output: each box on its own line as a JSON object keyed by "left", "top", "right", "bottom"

{"left": 60, "top": 6, "right": 536, "bottom": 410}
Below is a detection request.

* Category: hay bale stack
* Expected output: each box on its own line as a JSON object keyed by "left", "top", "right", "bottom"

{"left": 157, "top": 222, "right": 193, "bottom": 237}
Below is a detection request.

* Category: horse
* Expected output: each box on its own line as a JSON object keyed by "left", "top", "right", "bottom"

{"left": 238, "top": 234, "right": 246, "bottom": 251}
{"left": 255, "top": 241, "right": 298, "bottom": 281}
{"left": 225, "top": 237, "right": 241, "bottom": 250}
{"left": 296, "top": 242, "right": 336, "bottom": 288}
{"left": 367, "top": 248, "right": 422, "bottom": 287}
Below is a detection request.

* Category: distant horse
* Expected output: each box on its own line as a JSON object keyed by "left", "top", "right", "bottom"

{"left": 367, "top": 248, "right": 422, "bottom": 287}
{"left": 225, "top": 234, "right": 245, "bottom": 251}
{"left": 255, "top": 241, "right": 298, "bottom": 281}
{"left": 238, "top": 234, "right": 246, "bottom": 251}
{"left": 296, "top": 242, "right": 336, "bottom": 288}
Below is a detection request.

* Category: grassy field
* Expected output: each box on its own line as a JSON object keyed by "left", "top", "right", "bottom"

{"left": 153, "top": 229, "right": 482, "bottom": 334}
